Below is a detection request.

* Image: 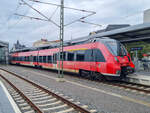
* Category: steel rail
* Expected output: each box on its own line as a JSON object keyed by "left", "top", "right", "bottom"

{"left": 0, "top": 68, "right": 91, "bottom": 113}
{"left": 107, "top": 81, "right": 150, "bottom": 94}
{"left": 0, "top": 74, "right": 42, "bottom": 113}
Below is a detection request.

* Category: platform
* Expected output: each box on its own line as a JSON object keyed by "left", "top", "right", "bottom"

{"left": 0, "top": 80, "right": 21, "bottom": 113}
{"left": 126, "top": 72, "right": 150, "bottom": 86}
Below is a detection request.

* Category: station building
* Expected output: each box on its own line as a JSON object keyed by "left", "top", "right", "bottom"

{"left": 0, "top": 40, "right": 9, "bottom": 64}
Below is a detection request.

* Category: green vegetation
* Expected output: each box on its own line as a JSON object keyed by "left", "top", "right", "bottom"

{"left": 124, "top": 41, "right": 150, "bottom": 59}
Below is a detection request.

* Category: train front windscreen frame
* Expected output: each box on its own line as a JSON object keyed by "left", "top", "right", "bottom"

{"left": 104, "top": 40, "right": 127, "bottom": 57}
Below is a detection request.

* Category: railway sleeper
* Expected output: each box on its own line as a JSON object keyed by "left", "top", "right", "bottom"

{"left": 34, "top": 98, "right": 57, "bottom": 104}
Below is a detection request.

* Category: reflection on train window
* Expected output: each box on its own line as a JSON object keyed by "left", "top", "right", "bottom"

{"left": 33, "top": 56, "right": 37, "bottom": 62}
{"left": 76, "top": 50, "right": 85, "bottom": 61}
{"left": 60, "top": 52, "right": 66, "bottom": 61}
{"left": 27, "top": 56, "right": 30, "bottom": 61}
{"left": 39, "top": 56, "right": 42, "bottom": 62}
{"left": 43, "top": 56, "right": 46, "bottom": 63}
{"left": 68, "top": 52, "right": 74, "bottom": 61}
{"left": 53, "top": 53, "right": 58, "bottom": 64}
{"left": 94, "top": 49, "right": 105, "bottom": 62}
{"left": 48, "top": 56, "right": 52, "bottom": 63}
{"left": 76, "top": 54, "right": 84, "bottom": 61}
{"left": 85, "top": 49, "right": 93, "bottom": 61}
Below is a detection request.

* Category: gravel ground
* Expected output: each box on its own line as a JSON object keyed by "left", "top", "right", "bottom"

{"left": 1, "top": 65, "right": 150, "bottom": 113}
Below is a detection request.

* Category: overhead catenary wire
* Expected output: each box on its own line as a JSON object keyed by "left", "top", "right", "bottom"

{"left": 49, "top": 6, "right": 59, "bottom": 20}
{"left": 20, "top": 0, "right": 60, "bottom": 27}
{"left": 79, "top": 20, "right": 102, "bottom": 27}
{"left": 4, "top": 0, "right": 21, "bottom": 26}
{"left": 0, "top": 0, "right": 26, "bottom": 35}
{"left": 28, "top": 0, "right": 96, "bottom": 27}
{"left": 14, "top": 14, "right": 50, "bottom": 22}
{"left": 29, "top": 0, "right": 96, "bottom": 14}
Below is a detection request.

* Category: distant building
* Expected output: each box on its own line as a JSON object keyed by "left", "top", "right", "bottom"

{"left": 33, "top": 38, "right": 60, "bottom": 47}
{"left": 144, "top": 9, "right": 150, "bottom": 23}
{"left": 0, "top": 40, "right": 9, "bottom": 64}
{"left": 11, "top": 40, "right": 26, "bottom": 51}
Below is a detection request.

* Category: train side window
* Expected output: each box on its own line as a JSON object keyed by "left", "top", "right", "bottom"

{"left": 27, "top": 56, "right": 30, "bottom": 61}
{"left": 21, "top": 56, "right": 23, "bottom": 61}
{"left": 17, "top": 57, "right": 19, "bottom": 61}
{"left": 43, "top": 56, "right": 47, "bottom": 63}
{"left": 48, "top": 56, "right": 52, "bottom": 63}
{"left": 12, "top": 57, "right": 14, "bottom": 61}
{"left": 53, "top": 53, "right": 58, "bottom": 64}
{"left": 33, "top": 56, "right": 37, "bottom": 62}
{"left": 67, "top": 52, "right": 74, "bottom": 61}
{"left": 24, "top": 56, "right": 26, "bottom": 61}
{"left": 94, "top": 49, "right": 105, "bottom": 62}
{"left": 19, "top": 57, "right": 21, "bottom": 61}
{"left": 85, "top": 49, "right": 93, "bottom": 61}
{"left": 60, "top": 52, "right": 66, "bottom": 61}
{"left": 20, "top": 57, "right": 22, "bottom": 61}
{"left": 22, "top": 56, "right": 24, "bottom": 61}
{"left": 29, "top": 56, "right": 32, "bottom": 62}
{"left": 39, "top": 56, "right": 42, "bottom": 62}
{"left": 23, "top": 56, "right": 25, "bottom": 61}
{"left": 76, "top": 50, "right": 85, "bottom": 61}
{"left": 25, "top": 57, "right": 27, "bottom": 61}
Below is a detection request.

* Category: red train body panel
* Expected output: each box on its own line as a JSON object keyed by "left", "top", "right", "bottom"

{"left": 10, "top": 38, "right": 135, "bottom": 80}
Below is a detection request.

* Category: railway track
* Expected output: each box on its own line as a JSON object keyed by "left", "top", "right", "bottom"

{"left": 57, "top": 70, "right": 150, "bottom": 95}
{"left": 110, "top": 81, "right": 150, "bottom": 94}
{"left": 83, "top": 77, "right": 150, "bottom": 95}
{"left": 79, "top": 76, "right": 150, "bottom": 95}
{"left": 3, "top": 65, "right": 150, "bottom": 96}
{"left": 0, "top": 68, "right": 97, "bottom": 113}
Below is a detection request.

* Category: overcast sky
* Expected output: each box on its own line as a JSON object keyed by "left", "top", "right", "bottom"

{"left": 0, "top": 0, "right": 150, "bottom": 48}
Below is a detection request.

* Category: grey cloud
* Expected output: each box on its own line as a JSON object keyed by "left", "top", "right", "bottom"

{"left": 0, "top": 0, "right": 150, "bottom": 48}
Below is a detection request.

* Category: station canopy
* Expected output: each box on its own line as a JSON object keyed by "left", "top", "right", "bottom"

{"left": 90, "top": 23, "right": 150, "bottom": 43}
{"left": 0, "top": 40, "right": 8, "bottom": 47}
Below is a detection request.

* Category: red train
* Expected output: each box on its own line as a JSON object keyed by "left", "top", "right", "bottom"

{"left": 10, "top": 37, "right": 135, "bottom": 80}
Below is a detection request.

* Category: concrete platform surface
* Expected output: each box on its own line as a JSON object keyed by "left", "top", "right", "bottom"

{"left": 126, "top": 72, "right": 150, "bottom": 86}
{"left": 0, "top": 81, "right": 21, "bottom": 113}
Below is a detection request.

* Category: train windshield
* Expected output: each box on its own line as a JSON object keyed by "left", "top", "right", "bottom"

{"left": 105, "top": 41, "right": 127, "bottom": 56}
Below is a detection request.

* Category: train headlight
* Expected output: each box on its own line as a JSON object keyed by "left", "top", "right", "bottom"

{"left": 114, "top": 57, "right": 119, "bottom": 62}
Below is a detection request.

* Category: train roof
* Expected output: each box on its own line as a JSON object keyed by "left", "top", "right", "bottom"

{"left": 10, "top": 37, "right": 110, "bottom": 53}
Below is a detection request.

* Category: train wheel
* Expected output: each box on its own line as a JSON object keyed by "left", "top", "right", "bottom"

{"left": 96, "top": 74, "right": 106, "bottom": 81}
{"left": 79, "top": 70, "right": 86, "bottom": 77}
{"left": 89, "top": 71, "right": 96, "bottom": 80}
{"left": 79, "top": 70, "right": 82, "bottom": 77}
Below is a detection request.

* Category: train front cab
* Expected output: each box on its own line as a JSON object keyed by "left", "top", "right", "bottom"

{"left": 96, "top": 39, "right": 135, "bottom": 80}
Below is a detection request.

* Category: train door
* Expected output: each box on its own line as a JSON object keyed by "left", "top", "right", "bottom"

{"left": 37, "top": 50, "right": 40, "bottom": 66}
{"left": 66, "top": 51, "right": 75, "bottom": 72}
{"left": 30, "top": 55, "right": 33, "bottom": 66}
{"left": 53, "top": 53, "right": 58, "bottom": 69}
{"left": 90, "top": 49, "right": 97, "bottom": 72}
